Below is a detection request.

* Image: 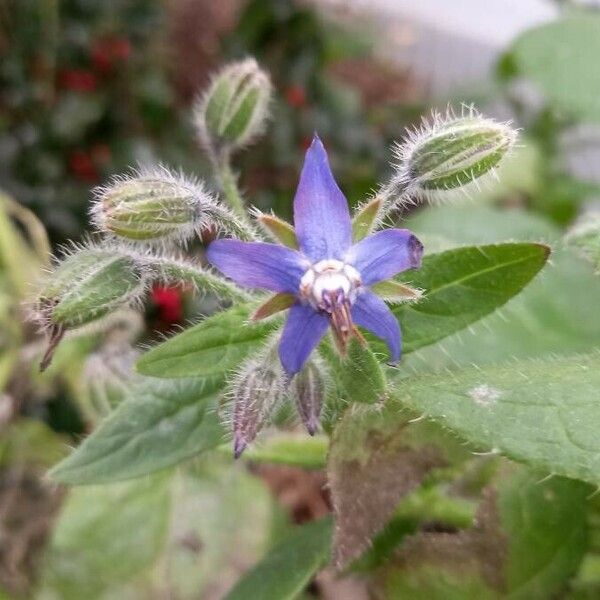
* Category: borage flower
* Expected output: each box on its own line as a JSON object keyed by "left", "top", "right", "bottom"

{"left": 206, "top": 135, "right": 423, "bottom": 377}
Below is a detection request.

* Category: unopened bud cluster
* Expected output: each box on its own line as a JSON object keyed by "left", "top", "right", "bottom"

{"left": 389, "top": 109, "right": 517, "bottom": 206}
{"left": 194, "top": 58, "right": 272, "bottom": 153}
{"left": 223, "top": 352, "right": 329, "bottom": 457}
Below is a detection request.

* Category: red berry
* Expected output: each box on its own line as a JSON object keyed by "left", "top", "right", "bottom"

{"left": 285, "top": 85, "right": 308, "bottom": 109}
{"left": 58, "top": 69, "right": 98, "bottom": 93}
{"left": 91, "top": 37, "right": 132, "bottom": 73}
{"left": 151, "top": 285, "right": 183, "bottom": 324}
{"left": 68, "top": 150, "right": 99, "bottom": 183}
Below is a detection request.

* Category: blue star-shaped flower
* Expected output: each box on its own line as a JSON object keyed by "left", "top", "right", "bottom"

{"left": 207, "top": 135, "right": 423, "bottom": 377}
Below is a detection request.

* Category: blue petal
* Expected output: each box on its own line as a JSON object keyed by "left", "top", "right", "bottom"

{"left": 206, "top": 239, "right": 308, "bottom": 293}
{"left": 293, "top": 135, "right": 352, "bottom": 262}
{"left": 345, "top": 229, "right": 423, "bottom": 286}
{"left": 279, "top": 302, "right": 329, "bottom": 377}
{"left": 351, "top": 290, "right": 401, "bottom": 363}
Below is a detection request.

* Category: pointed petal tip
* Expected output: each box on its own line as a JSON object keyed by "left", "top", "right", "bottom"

{"left": 305, "top": 418, "right": 318, "bottom": 436}
{"left": 307, "top": 132, "right": 326, "bottom": 157}
{"left": 233, "top": 435, "right": 248, "bottom": 459}
{"left": 409, "top": 234, "right": 424, "bottom": 269}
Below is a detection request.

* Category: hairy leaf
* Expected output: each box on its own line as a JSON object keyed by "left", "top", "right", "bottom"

{"left": 395, "top": 352, "right": 600, "bottom": 485}
{"left": 403, "top": 205, "right": 600, "bottom": 371}
{"left": 393, "top": 242, "right": 550, "bottom": 354}
{"left": 225, "top": 518, "right": 333, "bottom": 600}
{"left": 322, "top": 338, "right": 387, "bottom": 405}
{"left": 328, "top": 405, "right": 469, "bottom": 567}
{"left": 49, "top": 376, "right": 224, "bottom": 484}
{"left": 137, "top": 304, "right": 277, "bottom": 379}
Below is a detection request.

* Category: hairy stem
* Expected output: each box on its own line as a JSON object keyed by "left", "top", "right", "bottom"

{"left": 215, "top": 149, "right": 250, "bottom": 222}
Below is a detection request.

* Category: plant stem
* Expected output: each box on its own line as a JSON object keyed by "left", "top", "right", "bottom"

{"left": 215, "top": 150, "right": 250, "bottom": 221}
{"left": 395, "top": 485, "right": 477, "bottom": 529}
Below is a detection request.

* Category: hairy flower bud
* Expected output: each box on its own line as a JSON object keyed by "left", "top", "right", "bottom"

{"left": 92, "top": 168, "right": 257, "bottom": 244}
{"left": 195, "top": 58, "right": 272, "bottom": 152}
{"left": 33, "top": 245, "right": 146, "bottom": 370}
{"left": 226, "top": 353, "right": 286, "bottom": 458}
{"left": 292, "top": 361, "right": 326, "bottom": 435}
{"left": 391, "top": 108, "right": 517, "bottom": 204}
{"left": 565, "top": 212, "right": 600, "bottom": 269}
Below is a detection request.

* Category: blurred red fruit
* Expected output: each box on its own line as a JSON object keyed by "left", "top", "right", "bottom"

{"left": 58, "top": 69, "right": 98, "bottom": 93}
{"left": 299, "top": 135, "right": 312, "bottom": 152}
{"left": 68, "top": 150, "right": 99, "bottom": 183}
{"left": 91, "top": 37, "right": 132, "bottom": 73}
{"left": 90, "top": 143, "right": 112, "bottom": 168}
{"left": 284, "top": 84, "right": 307, "bottom": 108}
{"left": 151, "top": 285, "right": 183, "bottom": 324}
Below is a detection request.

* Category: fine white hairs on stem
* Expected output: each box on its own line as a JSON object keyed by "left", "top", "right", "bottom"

{"left": 387, "top": 105, "right": 518, "bottom": 209}
{"left": 140, "top": 251, "right": 251, "bottom": 303}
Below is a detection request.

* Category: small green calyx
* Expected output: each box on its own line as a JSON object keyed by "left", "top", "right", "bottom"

{"left": 34, "top": 246, "right": 145, "bottom": 370}
{"left": 391, "top": 110, "right": 517, "bottom": 204}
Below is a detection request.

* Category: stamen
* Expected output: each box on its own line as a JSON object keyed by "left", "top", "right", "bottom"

{"left": 299, "top": 259, "right": 363, "bottom": 355}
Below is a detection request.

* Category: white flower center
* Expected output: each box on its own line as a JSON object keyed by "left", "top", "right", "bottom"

{"left": 299, "top": 259, "right": 361, "bottom": 312}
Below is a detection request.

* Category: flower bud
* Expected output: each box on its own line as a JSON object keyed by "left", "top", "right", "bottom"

{"left": 92, "top": 168, "right": 208, "bottom": 244}
{"left": 392, "top": 109, "right": 517, "bottom": 203}
{"left": 195, "top": 58, "right": 272, "bottom": 152}
{"left": 226, "top": 355, "right": 285, "bottom": 458}
{"left": 292, "top": 361, "right": 325, "bottom": 435}
{"left": 34, "top": 245, "right": 145, "bottom": 370}
{"left": 92, "top": 168, "right": 257, "bottom": 244}
{"left": 565, "top": 212, "right": 600, "bottom": 269}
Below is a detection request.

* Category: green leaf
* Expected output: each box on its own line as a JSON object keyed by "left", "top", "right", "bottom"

{"left": 393, "top": 242, "right": 550, "bottom": 354}
{"left": 499, "top": 467, "right": 588, "bottom": 598}
{"left": 164, "top": 464, "right": 275, "bottom": 599}
{"left": 49, "top": 376, "right": 224, "bottom": 484}
{"left": 395, "top": 351, "right": 600, "bottom": 485}
{"left": 323, "top": 338, "right": 387, "bottom": 404}
{"left": 403, "top": 206, "right": 600, "bottom": 371}
{"left": 41, "top": 474, "right": 171, "bottom": 599}
{"left": 509, "top": 16, "right": 600, "bottom": 122}
{"left": 137, "top": 304, "right": 276, "bottom": 379}
{"left": 242, "top": 433, "right": 328, "bottom": 469}
{"left": 373, "top": 464, "right": 588, "bottom": 600}
{"left": 224, "top": 518, "right": 333, "bottom": 600}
